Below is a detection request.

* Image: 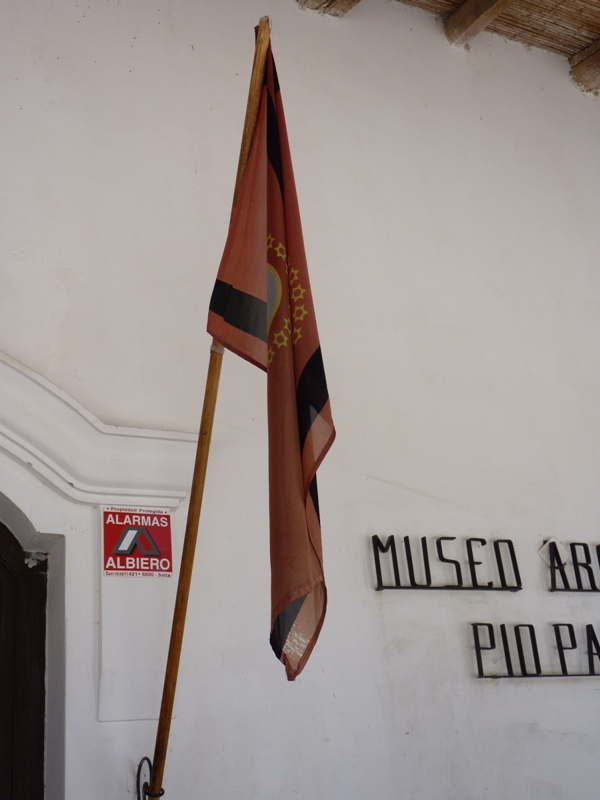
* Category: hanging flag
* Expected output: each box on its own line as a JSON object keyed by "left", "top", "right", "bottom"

{"left": 208, "top": 44, "right": 335, "bottom": 680}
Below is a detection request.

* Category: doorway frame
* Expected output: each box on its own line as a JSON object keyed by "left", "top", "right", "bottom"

{"left": 0, "top": 493, "right": 65, "bottom": 800}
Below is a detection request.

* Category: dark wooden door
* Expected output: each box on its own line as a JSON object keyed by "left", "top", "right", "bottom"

{"left": 0, "top": 521, "right": 47, "bottom": 799}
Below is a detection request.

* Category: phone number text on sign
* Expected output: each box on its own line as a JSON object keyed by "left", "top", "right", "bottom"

{"left": 102, "top": 507, "right": 173, "bottom": 577}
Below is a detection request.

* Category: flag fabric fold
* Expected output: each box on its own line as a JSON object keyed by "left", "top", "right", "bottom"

{"left": 207, "top": 44, "right": 335, "bottom": 680}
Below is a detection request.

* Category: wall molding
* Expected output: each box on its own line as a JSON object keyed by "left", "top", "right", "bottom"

{"left": 0, "top": 352, "right": 197, "bottom": 508}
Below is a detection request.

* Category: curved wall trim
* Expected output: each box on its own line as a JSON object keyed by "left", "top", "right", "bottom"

{"left": 0, "top": 352, "right": 197, "bottom": 508}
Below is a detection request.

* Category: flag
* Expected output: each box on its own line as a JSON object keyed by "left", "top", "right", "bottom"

{"left": 207, "top": 44, "right": 335, "bottom": 681}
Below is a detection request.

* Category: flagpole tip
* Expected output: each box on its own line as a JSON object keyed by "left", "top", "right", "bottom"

{"left": 258, "top": 16, "right": 271, "bottom": 34}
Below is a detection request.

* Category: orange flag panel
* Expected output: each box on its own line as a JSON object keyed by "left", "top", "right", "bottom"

{"left": 208, "top": 45, "right": 335, "bottom": 680}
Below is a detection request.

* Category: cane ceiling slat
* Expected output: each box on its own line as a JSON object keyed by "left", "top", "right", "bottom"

{"left": 488, "top": 0, "right": 600, "bottom": 57}
{"left": 299, "top": 0, "right": 600, "bottom": 89}
{"left": 396, "top": 0, "right": 600, "bottom": 59}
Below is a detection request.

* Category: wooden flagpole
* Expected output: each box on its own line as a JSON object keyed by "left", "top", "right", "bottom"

{"left": 145, "top": 17, "right": 271, "bottom": 799}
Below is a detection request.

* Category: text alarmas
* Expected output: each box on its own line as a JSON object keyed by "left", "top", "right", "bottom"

{"left": 104, "top": 513, "right": 169, "bottom": 527}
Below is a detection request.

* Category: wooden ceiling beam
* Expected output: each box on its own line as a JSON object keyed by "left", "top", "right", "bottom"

{"left": 445, "top": 0, "right": 515, "bottom": 47}
{"left": 570, "top": 39, "right": 600, "bottom": 93}
{"left": 297, "top": 0, "right": 363, "bottom": 16}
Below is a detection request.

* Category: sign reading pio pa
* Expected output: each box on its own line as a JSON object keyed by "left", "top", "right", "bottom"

{"left": 102, "top": 506, "right": 173, "bottom": 577}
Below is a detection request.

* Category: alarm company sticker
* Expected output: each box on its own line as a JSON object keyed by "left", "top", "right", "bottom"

{"left": 102, "top": 506, "right": 173, "bottom": 577}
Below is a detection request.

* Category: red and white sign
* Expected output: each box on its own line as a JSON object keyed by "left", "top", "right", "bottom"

{"left": 102, "top": 506, "right": 173, "bottom": 577}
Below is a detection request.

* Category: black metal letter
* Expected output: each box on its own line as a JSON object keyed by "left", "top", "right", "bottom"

{"left": 372, "top": 535, "right": 401, "bottom": 590}
{"left": 500, "top": 624, "right": 514, "bottom": 677}
{"left": 548, "top": 542, "right": 570, "bottom": 591}
{"left": 586, "top": 624, "right": 600, "bottom": 676}
{"left": 514, "top": 625, "right": 542, "bottom": 676}
{"left": 570, "top": 543, "right": 598, "bottom": 591}
{"left": 472, "top": 623, "right": 495, "bottom": 678}
{"left": 552, "top": 624, "right": 577, "bottom": 676}
{"left": 466, "top": 538, "right": 493, "bottom": 588}
{"left": 493, "top": 539, "right": 522, "bottom": 590}
{"left": 403, "top": 536, "right": 432, "bottom": 587}
{"left": 436, "top": 537, "right": 462, "bottom": 587}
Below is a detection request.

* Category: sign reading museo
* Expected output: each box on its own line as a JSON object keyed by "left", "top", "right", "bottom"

{"left": 102, "top": 506, "right": 172, "bottom": 577}
{"left": 372, "top": 534, "right": 600, "bottom": 679}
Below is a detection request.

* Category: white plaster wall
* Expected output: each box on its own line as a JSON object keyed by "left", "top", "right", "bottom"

{"left": 1, "top": 0, "right": 600, "bottom": 798}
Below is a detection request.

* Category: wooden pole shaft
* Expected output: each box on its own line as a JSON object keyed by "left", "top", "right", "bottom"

{"left": 148, "top": 339, "right": 223, "bottom": 796}
{"left": 147, "top": 16, "right": 271, "bottom": 798}
{"left": 232, "top": 16, "right": 272, "bottom": 210}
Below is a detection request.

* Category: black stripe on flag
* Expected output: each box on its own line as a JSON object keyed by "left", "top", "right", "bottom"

{"left": 272, "top": 57, "right": 280, "bottom": 94}
{"left": 267, "top": 90, "right": 283, "bottom": 198}
{"left": 296, "top": 347, "right": 330, "bottom": 450}
{"left": 309, "top": 475, "right": 320, "bottom": 524}
{"left": 209, "top": 279, "right": 267, "bottom": 343}
{"left": 270, "top": 595, "right": 306, "bottom": 659}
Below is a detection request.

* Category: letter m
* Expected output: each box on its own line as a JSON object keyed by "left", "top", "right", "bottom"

{"left": 372, "top": 535, "right": 401, "bottom": 590}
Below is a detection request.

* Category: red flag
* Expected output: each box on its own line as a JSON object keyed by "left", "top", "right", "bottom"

{"left": 208, "top": 45, "right": 335, "bottom": 680}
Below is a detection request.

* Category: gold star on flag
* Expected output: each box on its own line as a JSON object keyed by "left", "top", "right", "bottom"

{"left": 267, "top": 234, "right": 275, "bottom": 249}
{"left": 273, "top": 330, "right": 288, "bottom": 348}
{"left": 274, "top": 242, "right": 286, "bottom": 261}
{"left": 288, "top": 266, "right": 299, "bottom": 284}
{"left": 283, "top": 317, "right": 291, "bottom": 332}
{"left": 293, "top": 305, "right": 308, "bottom": 322}
{"left": 293, "top": 328, "right": 302, "bottom": 345}
{"left": 268, "top": 347, "right": 275, "bottom": 364}
{"left": 291, "top": 285, "right": 306, "bottom": 302}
